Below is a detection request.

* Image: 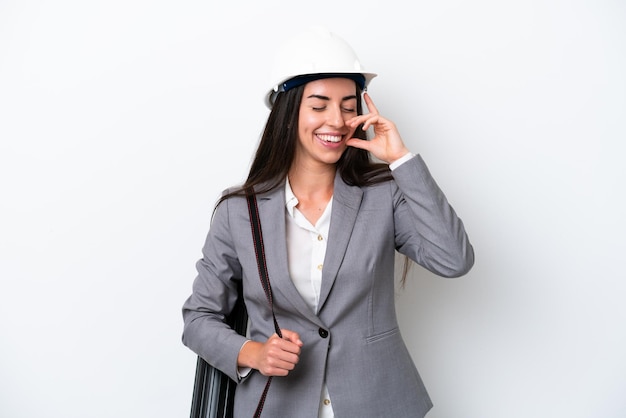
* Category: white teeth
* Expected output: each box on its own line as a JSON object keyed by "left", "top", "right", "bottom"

{"left": 318, "top": 134, "right": 341, "bottom": 143}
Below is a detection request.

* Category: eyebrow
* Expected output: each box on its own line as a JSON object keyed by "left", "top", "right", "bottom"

{"left": 306, "top": 94, "right": 358, "bottom": 102}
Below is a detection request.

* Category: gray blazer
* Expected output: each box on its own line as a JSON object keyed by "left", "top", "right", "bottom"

{"left": 182, "top": 155, "right": 474, "bottom": 418}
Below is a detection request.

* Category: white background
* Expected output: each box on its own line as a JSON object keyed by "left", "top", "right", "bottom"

{"left": 1, "top": 1, "right": 625, "bottom": 417}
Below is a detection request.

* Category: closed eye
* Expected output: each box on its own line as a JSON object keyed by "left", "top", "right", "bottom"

{"left": 311, "top": 106, "right": 356, "bottom": 113}
{"left": 307, "top": 93, "right": 357, "bottom": 113}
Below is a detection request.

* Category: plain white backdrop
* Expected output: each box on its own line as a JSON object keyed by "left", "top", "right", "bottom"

{"left": 1, "top": 1, "right": 625, "bottom": 417}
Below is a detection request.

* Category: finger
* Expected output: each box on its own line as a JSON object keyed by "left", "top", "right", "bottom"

{"left": 360, "top": 114, "right": 381, "bottom": 132}
{"left": 266, "top": 345, "right": 300, "bottom": 367}
{"left": 259, "top": 357, "right": 296, "bottom": 376}
{"left": 363, "top": 92, "right": 379, "bottom": 115}
{"left": 266, "top": 331, "right": 301, "bottom": 360}
{"left": 348, "top": 113, "right": 380, "bottom": 131}
{"left": 280, "top": 329, "right": 303, "bottom": 347}
{"left": 260, "top": 362, "right": 293, "bottom": 377}
{"left": 346, "top": 137, "right": 372, "bottom": 152}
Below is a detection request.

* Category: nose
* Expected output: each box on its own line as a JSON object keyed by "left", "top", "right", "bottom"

{"left": 327, "top": 104, "right": 345, "bottom": 128}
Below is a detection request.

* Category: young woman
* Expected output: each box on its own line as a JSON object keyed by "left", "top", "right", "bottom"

{"left": 182, "top": 26, "right": 474, "bottom": 418}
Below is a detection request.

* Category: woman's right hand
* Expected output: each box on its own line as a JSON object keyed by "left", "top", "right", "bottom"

{"left": 238, "top": 329, "right": 303, "bottom": 376}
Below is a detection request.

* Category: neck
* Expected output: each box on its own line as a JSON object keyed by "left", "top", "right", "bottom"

{"left": 288, "top": 164, "right": 335, "bottom": 225}
{"left": 287, "top": 164, "right": 335, "bottom": 202}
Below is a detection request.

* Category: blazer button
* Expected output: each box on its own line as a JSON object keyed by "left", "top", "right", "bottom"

{"left": 318, "top": 328, "right": 329, "bottom": 338}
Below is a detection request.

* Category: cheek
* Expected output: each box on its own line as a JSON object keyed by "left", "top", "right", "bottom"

{"left": 298, "top": 114, "right": 320, "bottom": 135}
{"left": 300, "top": 112, "right": 318, "bottom": 124}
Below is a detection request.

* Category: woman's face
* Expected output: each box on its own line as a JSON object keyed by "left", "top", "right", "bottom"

{"left": 295, "top": 77, "right": 359, "bottom": 169}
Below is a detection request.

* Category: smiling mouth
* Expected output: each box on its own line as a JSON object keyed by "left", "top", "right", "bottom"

{"left": 317, "top": 134, "right": 342, "bottom": 143}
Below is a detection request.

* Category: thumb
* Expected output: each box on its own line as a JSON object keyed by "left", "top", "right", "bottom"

{"left": 280, "top": 329, "right": 303, "bottom": 347}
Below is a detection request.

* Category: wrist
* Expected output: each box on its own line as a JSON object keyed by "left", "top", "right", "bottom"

{"left": 389, "top": 151, "right": 415, "bottom": 170}
{"left": 237, "top": 340, "right": 262, "bottom": 369}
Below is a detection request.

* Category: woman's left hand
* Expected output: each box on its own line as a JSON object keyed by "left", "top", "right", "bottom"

{"left": 346, "top": 92, "right": 410, "bottom": 164}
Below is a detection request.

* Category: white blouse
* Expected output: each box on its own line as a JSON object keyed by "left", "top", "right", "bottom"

{"left": 285, "top": 178, "right": 335, "bottom": 418}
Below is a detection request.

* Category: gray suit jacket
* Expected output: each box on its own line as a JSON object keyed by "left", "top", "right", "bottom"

{"left": 182, "top": 155, "right": 474, "bottom": 418}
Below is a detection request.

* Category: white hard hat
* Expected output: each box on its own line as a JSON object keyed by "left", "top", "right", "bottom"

{"left": 265, "top": 26, "right": 377, "bottom": 108}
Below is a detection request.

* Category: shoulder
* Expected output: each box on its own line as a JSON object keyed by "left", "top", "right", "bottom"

{"left": 212, "top": 186, "right": 248, "bottom": 221}
{"left": 334, "top": 174, "right": 397, "bottom": 214}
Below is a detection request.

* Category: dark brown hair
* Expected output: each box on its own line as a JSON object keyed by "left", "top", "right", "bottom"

{"left": 214, "top": 80, "right": 412, "bottom": 284}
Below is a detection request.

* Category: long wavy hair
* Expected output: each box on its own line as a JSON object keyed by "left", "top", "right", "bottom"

{"left": 214, "top": 80, "right": 413, "bottom": 283}
{"left": 216, "top": 82, "right": 392, "bottom": 206}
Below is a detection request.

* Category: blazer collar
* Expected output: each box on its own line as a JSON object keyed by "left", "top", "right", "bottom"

{"left": 253, "top": 173, "right": 363, "bottom": 323}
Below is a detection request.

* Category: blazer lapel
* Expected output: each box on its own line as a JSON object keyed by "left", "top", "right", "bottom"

{"left": 317, "top": 173, "right": 363, "bottom": 312}
{"left": 255, "top": 185, "right": 325, "bottom": 325}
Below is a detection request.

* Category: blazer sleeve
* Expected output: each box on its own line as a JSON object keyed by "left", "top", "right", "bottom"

{"left": 391, "top": 154, "right": 474, "bottom": 277}
{"left": 181, "top": 194, "right": 248, "bottom": 382}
